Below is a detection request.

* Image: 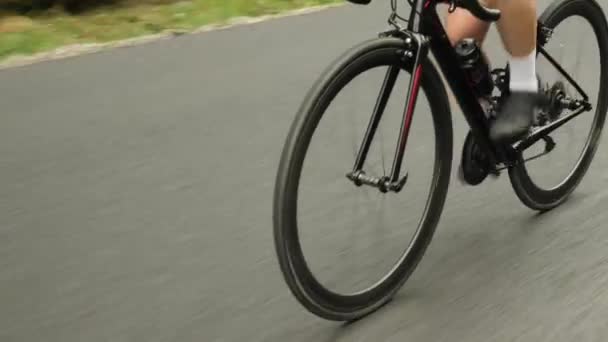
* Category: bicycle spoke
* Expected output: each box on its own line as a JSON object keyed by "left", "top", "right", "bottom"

{"left": 539, "top": 45, "right": 588, "bottom": 101}
{"left": 556, "top": 39, "right": 569, "bottom": 96}
{"left": 572, "top": 33, "right": 584, "bottom": 95}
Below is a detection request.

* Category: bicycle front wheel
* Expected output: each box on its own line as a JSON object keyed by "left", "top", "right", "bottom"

{"left": 273, "top": 37, "right": 453, "bottom": 321}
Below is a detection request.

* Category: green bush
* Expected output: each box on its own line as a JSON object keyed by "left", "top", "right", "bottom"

{"left": 0, "top": 0, "right": 120, "bottom": 13}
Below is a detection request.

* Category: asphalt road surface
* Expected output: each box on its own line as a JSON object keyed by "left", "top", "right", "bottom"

{"left": 2, "top": 1, "right": 608, "bottom": 341}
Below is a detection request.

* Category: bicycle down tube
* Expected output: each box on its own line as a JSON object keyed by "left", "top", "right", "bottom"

{"left": 420, "top": 0, "right": 504, "bottom": 166}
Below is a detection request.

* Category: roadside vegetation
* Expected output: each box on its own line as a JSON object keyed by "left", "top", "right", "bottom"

{"left": 0, "top": 0, "right": 341, "bottom": 60}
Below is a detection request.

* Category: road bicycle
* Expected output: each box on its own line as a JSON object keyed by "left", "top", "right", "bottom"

{"left": 273, "top": 0, "right": 608, "bottom": 321}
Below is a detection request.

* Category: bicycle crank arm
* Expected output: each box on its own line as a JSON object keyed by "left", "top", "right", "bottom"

{"left": 346, "top": 170, "right": 408, "bottom": 193}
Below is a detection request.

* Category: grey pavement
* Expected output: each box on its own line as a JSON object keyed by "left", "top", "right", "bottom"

{"left": 2, "top": 1, "right": 608, "bottom": 341}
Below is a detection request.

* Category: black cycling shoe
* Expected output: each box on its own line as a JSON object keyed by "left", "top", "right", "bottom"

{"left": 489, "top": 91, "right": 539, "bottom": 144}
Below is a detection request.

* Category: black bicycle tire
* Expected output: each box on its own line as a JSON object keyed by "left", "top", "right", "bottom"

{"left": 509, "top": 0, "right": 608, "bottom": 211}
{"left": 273, "top": 37, "right": 453, "bottom": 321}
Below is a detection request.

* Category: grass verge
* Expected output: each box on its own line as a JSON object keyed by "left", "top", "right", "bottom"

{"left": 0, "top": 0, "right": 341, "bottom": 61}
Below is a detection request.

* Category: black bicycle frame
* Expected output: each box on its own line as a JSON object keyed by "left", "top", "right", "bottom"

{"left": 418, "top": 0, "right": 505, "bottom": 164}
{"left": 348, "top": 0, "right": 591, "bottom": 192}
{"left": 349, "top": 0, "right": 503, "bottom": 192}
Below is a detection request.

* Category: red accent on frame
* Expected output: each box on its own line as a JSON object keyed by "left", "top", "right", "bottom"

{"left": 400, "top": 65, "right": 423, "bottom": 150}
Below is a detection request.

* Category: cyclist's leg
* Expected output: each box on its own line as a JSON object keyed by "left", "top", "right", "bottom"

{"left": 491, "top": 0, "right": 539, "bottom": 142}
{"left": 496, "top": 0, "right": 537, "bottom": 58}
{"left": 446, "top": 0, "right": 539, "bottom": 143}
{"left": 445, "top": 0, "right": 500, "bottom": 75}
{"left": 445, "top": 7, "right": 491, "bottom": 46}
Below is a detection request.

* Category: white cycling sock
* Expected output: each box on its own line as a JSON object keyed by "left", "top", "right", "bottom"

{"left": 509, "top": 49, "right": 538, "bottom": 93}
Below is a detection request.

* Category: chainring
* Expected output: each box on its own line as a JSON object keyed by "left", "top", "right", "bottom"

{"left": 460, "top": 130, "right": 492, "bottom": 185}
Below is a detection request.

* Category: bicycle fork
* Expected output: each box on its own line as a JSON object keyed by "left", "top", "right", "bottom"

{"left": 347, "top": 32, "right": 430, "bottom": 193}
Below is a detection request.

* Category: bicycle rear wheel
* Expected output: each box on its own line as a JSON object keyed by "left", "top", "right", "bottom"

{"left": 273, "top": 37, "right": 453, "bottom": 321}
{"left": 509, "top": 0, "right": 608, "bottom": 211}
